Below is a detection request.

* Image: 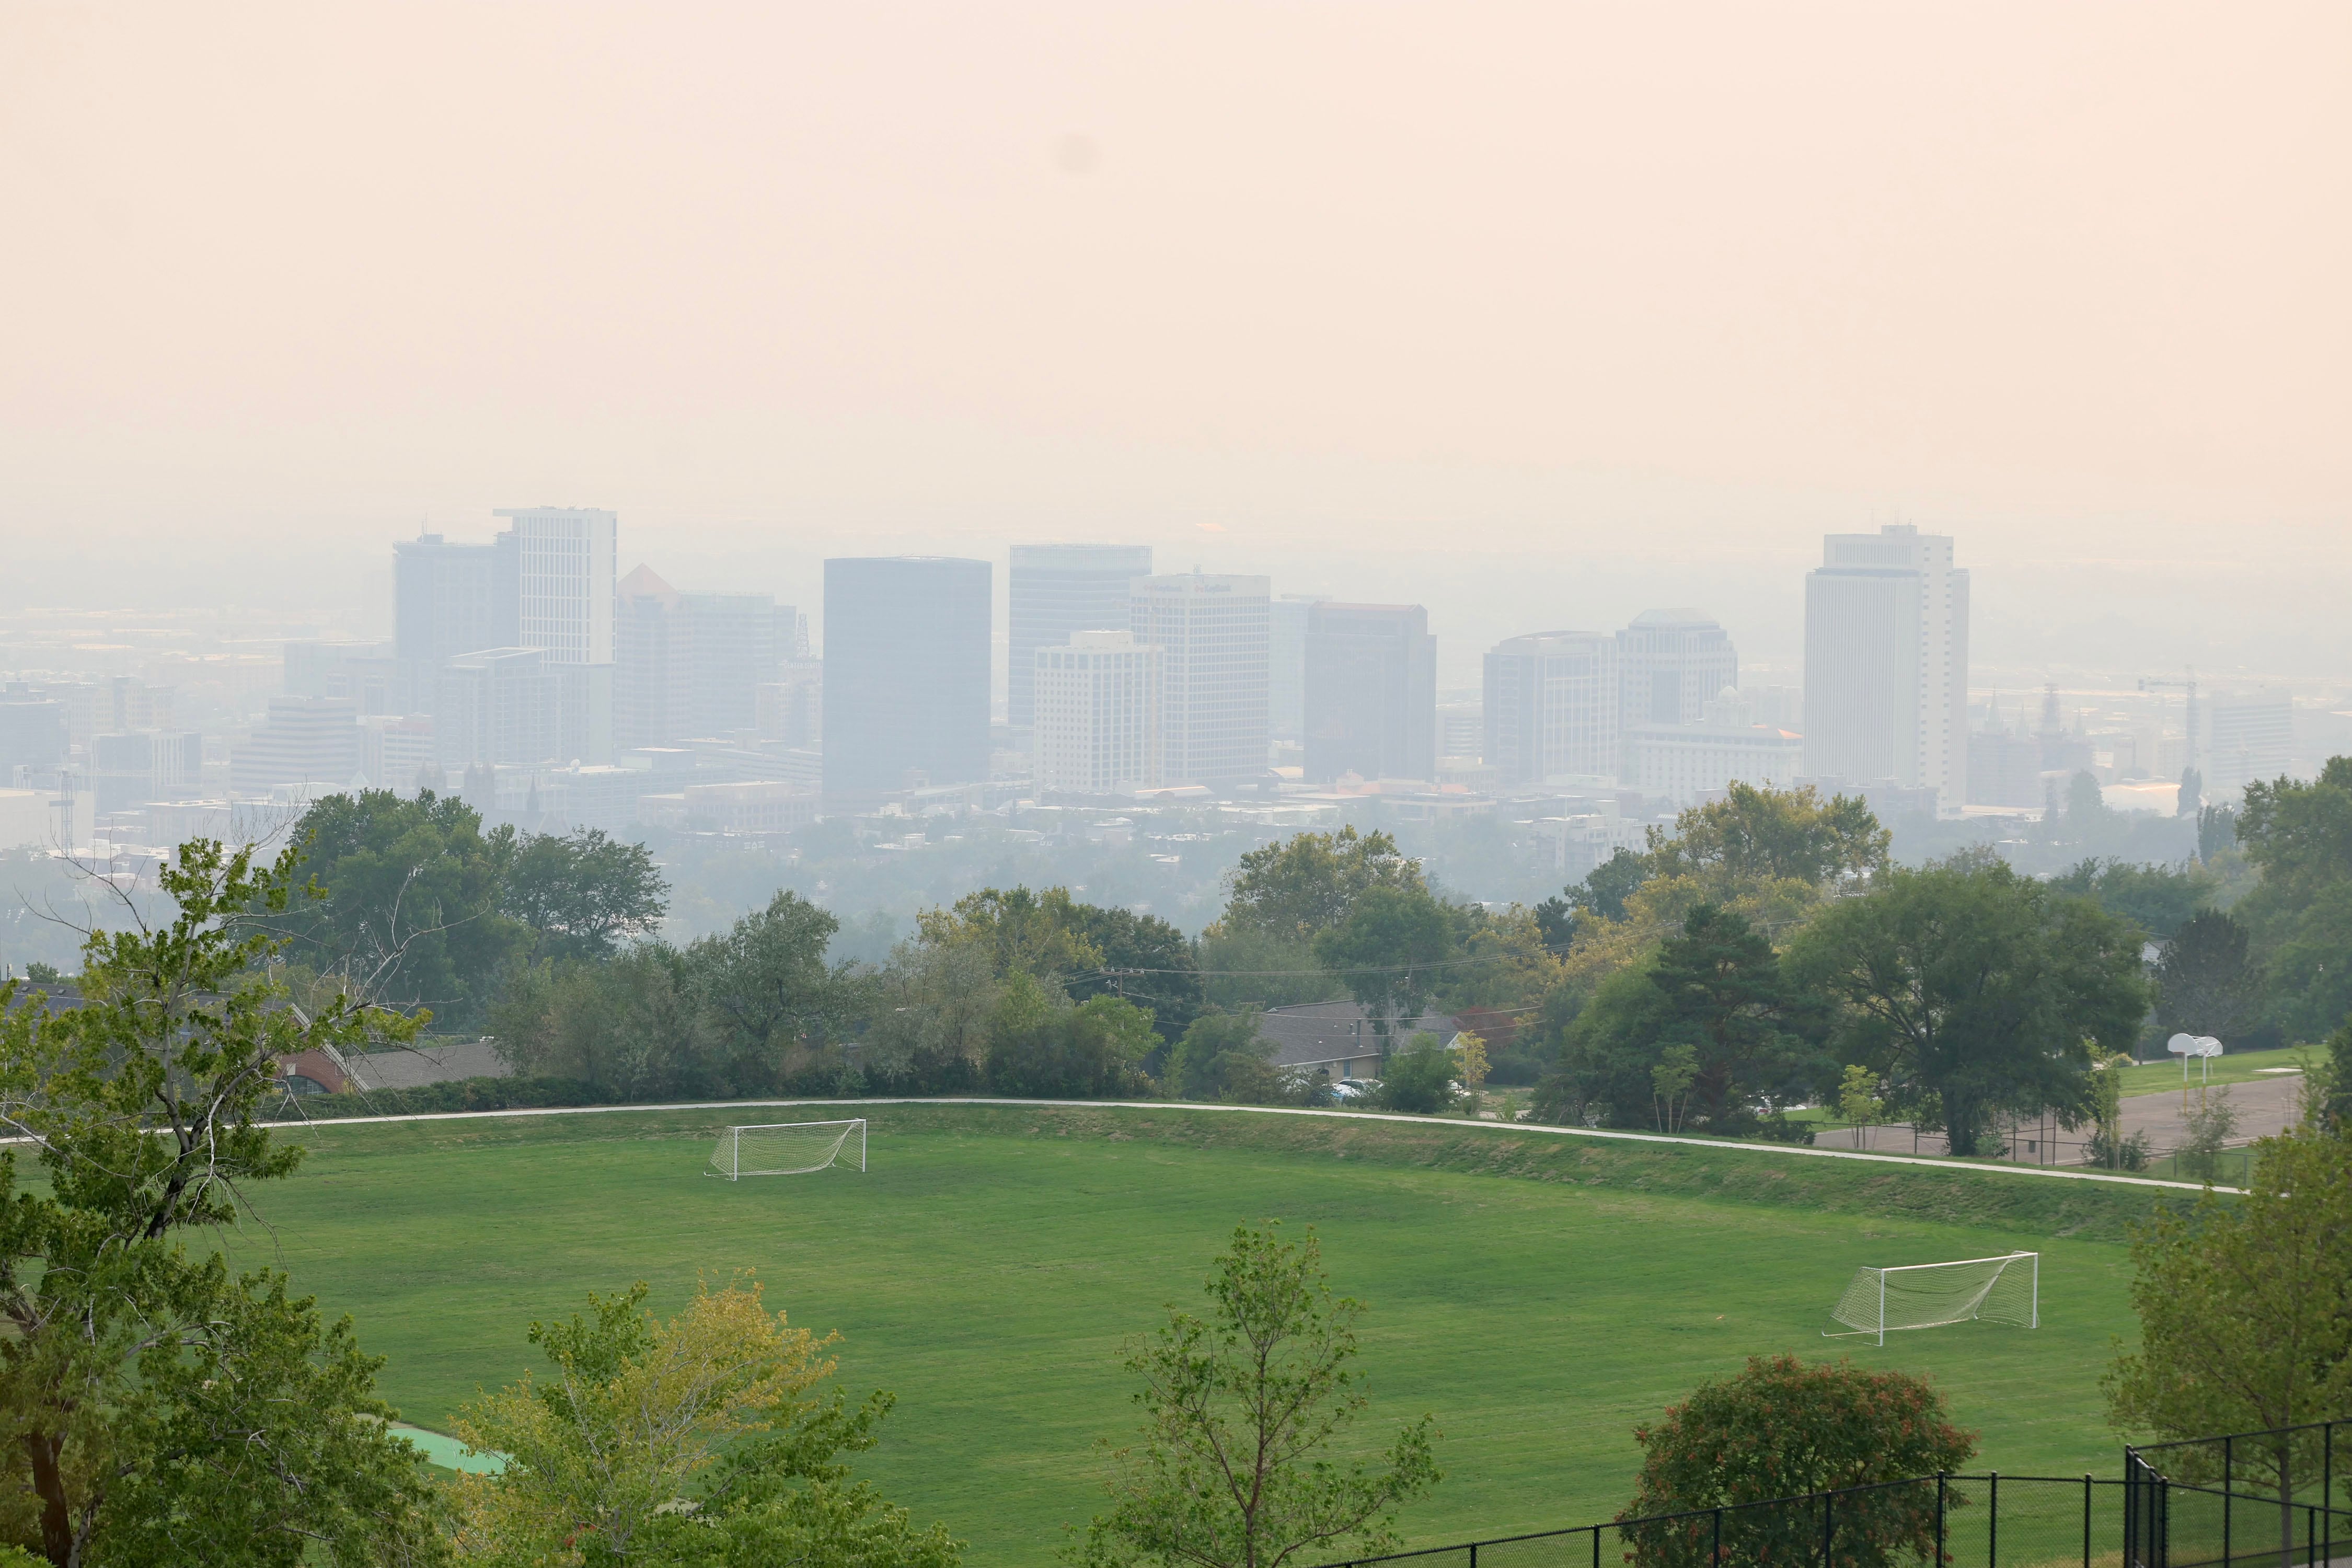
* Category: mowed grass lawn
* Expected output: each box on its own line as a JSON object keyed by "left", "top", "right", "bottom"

{"left": 223, "top": 1104, "right": 2149, "bottom": 1566}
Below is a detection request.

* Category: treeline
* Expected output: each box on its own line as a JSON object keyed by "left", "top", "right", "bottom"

{"left": 255, "top": 764, "right": 2352, "bottom": 1151}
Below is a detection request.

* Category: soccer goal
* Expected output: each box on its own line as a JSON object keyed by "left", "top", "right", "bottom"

{"left": 708, "top": 1120, "right": 866, "bottom": 1180}
{"left": 1826, "top": 1251, "right": 2038, "bottom": 1346}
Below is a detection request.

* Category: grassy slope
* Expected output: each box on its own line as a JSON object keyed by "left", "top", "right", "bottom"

{"left": 225, "top": 1104, "right": 2182, "bottom": 1566}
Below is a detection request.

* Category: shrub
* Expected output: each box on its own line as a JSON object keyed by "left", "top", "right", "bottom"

{"left": 1376, "top": 1035, "right": 1458, "bottom": 1115}
{"left": 1620, "top": 1355, "right": 1974, "bottom": 1568}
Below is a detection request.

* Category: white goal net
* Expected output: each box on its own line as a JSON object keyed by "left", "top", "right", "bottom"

{"left": 1827, "top": 1251, "right": 2037, "bottom": 1345}
{"left": 708, "top": 1120, "right": 866, "bottom": 1180}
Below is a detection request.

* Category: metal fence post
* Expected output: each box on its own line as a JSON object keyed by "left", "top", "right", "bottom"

{"left": 1824, "top": 1488, "right": 1834, "bottom": 1568}
{"left": 1714, "top": 1507, "right": 1723, "bottom": 1567}
{"left": 2085, "top": 1473, "right": 2094, "bottom": 1568}
{"left": 2225, "top": 1438, "right": 2233, "bottom": 1568}
{"left": 1592, "top": 1525, "right": 1600, "bottom": 1568}
{"left": 1470, "top": 1543, "right": 1477, "bottom": 1568}
{"left": 1939, "top": 1473, "right": 1948, "bottom": 1568}
{"left": 1991, "top": 1472, "right": 2000, "bottom": 1568}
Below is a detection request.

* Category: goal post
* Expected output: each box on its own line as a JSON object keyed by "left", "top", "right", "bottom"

{"left": 708, "top": 1119, "right": 867, "bottom": 1181}
{"left": 1825, "top": 1251, "right": 2038, "bottom": 1346}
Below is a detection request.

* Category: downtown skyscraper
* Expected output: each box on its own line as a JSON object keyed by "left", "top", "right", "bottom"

{"left": 1803, "top": 524, "right": 1969, "bottom": 813}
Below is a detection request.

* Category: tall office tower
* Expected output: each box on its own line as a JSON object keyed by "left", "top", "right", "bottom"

{"left": 1616, "top": 610, "right": 1738, "bottom": 729}
{"left": 393, "top": 532, "right": 519, "bottom": 710}
{"left": 1006, "top": 545, "right": 1155, "bottom": 733}
{"left": 284, "top": 640, "right": 397, "bottom": 715}
{"left": 1267, "top": 594, "right": 1329, "bottom": 743}
{"left": 494, "top": 507, "right": 617, "bottom": 663}
{"left": 614, "top": 567, "right": 690, "bottom": 751}
{"left": 1129, "top": 572, "right": 1271, "bottom": 788}
{"left": 1803, "top": 525, "right": 1969, "bottom": 813}
{"left": 1482, "top": 631, "right": 1621, "bottom": 785}
{"left": 0, "top": 696, "right": 70, "bottom": 784}
{"left": 232, "top": 696, "right": 362, "bottom": 794}
{"left": 1302, "top": 604, "right": 1436, "bottom": 783}
{"left": 1033, "top": 631, "right": 1165, "bottom": 795}
{"left": 822, "top": 557, "right": 991, "bottom": 801}
{"left": 2205, "top": 691, "right": 2292, "bottom": 798}
{"left": 616, "top": 566, "right": 792, "bottom": 746}
{"left": 435, "top": 649, "right": 562, "bottom": 769}
{"left": 496, "top": 506, "right": 617, "bottom": 763}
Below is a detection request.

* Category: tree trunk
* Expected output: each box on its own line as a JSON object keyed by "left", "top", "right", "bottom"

{"left": 26, "top": 1428, "right": 75, "bottom": 1566}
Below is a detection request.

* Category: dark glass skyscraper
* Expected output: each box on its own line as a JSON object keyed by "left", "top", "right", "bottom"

{"left": 1007, "top": 544, "right": 1154, "bottom": 732}
{"left": 822, "top": 556, "right": 991, "bottom": 800}
{"left": 1302, "top": 603, "right": 1436, "bottom": 783}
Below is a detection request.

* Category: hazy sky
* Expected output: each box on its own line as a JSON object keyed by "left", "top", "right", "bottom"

{"left": 3, "top": 3, "right": 2346, "bottom": 682}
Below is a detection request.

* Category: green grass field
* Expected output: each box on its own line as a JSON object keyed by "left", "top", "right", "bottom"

{"left": 222, "top": 1104, "right": 2177, "bottom": 1566}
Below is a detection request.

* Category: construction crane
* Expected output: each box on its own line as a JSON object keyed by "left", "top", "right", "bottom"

{"left": 2137, "top": 667, "right": 2199, "bottom": 780}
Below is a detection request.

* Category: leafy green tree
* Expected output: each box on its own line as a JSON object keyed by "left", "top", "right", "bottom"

{"left": 1072, "top": 1224, "right": 1438, "bottom": 1568}
{"left": 1571, "top": 847, "right": 1654, "bottom": 923}
{"left": 2176, "top": 767, "right": 2203, "bottom": 818}
{"left": 263, "top": 788, "right": 528, "bottom": 1024}
{"left": 921, "top": 887, "right": 1204, "bottom": 1045}
{"left": 1214, "top": 827, "right": 1425, "bottom": 943}
{"left": 2155, "top": 909, "right": 2257, "bottom": 1043}
{"left": 983, "top": 977, "right": 1158, "bottom": 1100}
{"left": 1168, "top": 1009, "right": 1276, "bottom": 1102}
{"left": 1309, "top": 885, "right": 1453, "bottom": 1041}
{"left": 491, "top": 947, "right": 713, "bottom": 1098}
{"left": 2198, "top": 803, "right": 2239, "bottom": 860}
{"left": 1785, "top": 856, "right": 2147, "bottom": 1156}
{"left": 1644, "top": 783, "right": 1889, "bottom": 888}
{"left": 855, "top": 940, "right": 996, "bottom": 1096}
{"left": 0, "top": 840, "right": 435, "bottom": 1566}
{"left": 1620, "top": 1355, "right": 1975, "bottom": 1568}
{"left": 1649, "top": 1044, "right": 1698, "bottom": 1134}
{"left": 1375, "top": 1034, "right": 1458, "bottom": 1115}
{"left": 2324, "top": 1019, "right": 2352, "bottom": 1134}
{"left": 1836, "top": 1063, "right": 1884, "bottom": 1147}
{"left": 1644, "top": 904, "right": 1813, "bottom": 1128}
{"left": 686, "top": 891, "right": 846, "bottom": 1082}
{"left": 2105, "top": 1126, "right": 2352, "bottom": 1558}
{"left": 1195, "top": 927, "right": 1344, "bottom": 1012}
{"left": 2047, "top": 857, "right": 2211, "bottom": 941}
{"left": 2067, "top": 770, "right": 2111, "bottom": 826}
{"left": 454, "top": 1277, "right": 960, "bottom": 1567}
{"left": 917, "top": 886, "right": 1105, "bottom": 981}
{"left": 500, "top": 826, "right": 670, "bottom": 959}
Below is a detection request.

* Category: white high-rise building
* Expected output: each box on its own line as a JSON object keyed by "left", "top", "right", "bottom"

{"left": 1007, "top": 544, "right": 1155, "bottom": 733}
{"left": 1803, "top": 525, "right": 1969, "bottom": 814}
{"left": 1482, "top": 631, "right": 1620, "bottom": 785}
{"left": 495, "top": 507, "right": 617, "bottom": 664}
{"left": 1033, "top": 631, "right": 1165, "bottom": 795}
{"left": 1130, "top": 572, "right": 1270, "bottom": 788}
{"left": 2204, "top": 691, "right": 2292, "bottom": 798}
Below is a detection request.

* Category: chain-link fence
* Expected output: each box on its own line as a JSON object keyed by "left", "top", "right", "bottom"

{"left": 1316, "top": 1473, "right": 2132, "bottom": 1568}
{"left": 2127, "top": 1419, "right": 2352, "bottom": 1568}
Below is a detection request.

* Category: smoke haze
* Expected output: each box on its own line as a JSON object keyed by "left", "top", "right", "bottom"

{"left": 3, "top": 2, "right": 2346, "bottom": 679}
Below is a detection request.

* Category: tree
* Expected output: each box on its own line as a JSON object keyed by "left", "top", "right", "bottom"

{"left": 1168, "top": 1010, "right": 1278, "bottom": 1103}
{"left": 0, "top": 840, "right": 436, "bottom": 1566}
{"left": 2047, "top": 857, "right": 2212, "bottom": 941}
{"left": 2105, "top": 1127, "right": 2352, "bottom": 1560}
{"left": 983, "top": 978, "right": 1158, "bottom": 1100}
{"left": 500, "top": 826, "right": 670, "bottom": 959}
{"left": 2067, "top": 770, "right": 2111, "bottom": 826}
{"left": 2155, "top": 910, "right": 2257, "bottom": 1043}
{"left": 1375, "top": 1035, "right": 1458, "bottom": 1115}
{"left": 1619, "top": 1355, "right": 1975, "bottom": 1568}
{"left": 1072, "top": 1224, "right": 1438, "bottom": 1568}
{"left": 1215, "top": 827, "right": 1425, "bottom": 944}
{"left": 1784, "top": 856, "right": 2147, "bottom": 1156}
{"left": 1643, "top": 905, "right": 1813, "bottom": 1129}
{"left": 2176, "top": 766, "right": 2203, "bottom": 818}
{"left": 917, "top": 886, "right": 1104, "bottom": 982}
{"left": 1450, "top": 1032, "right": 1489, "bottom": 1094}
{"left": 921, "top": 887, "right": 1204, "bottom": 1046}
{"left": 2323, "top": 1020, "right": 2352, "bottom": 1135}
{"left": 1570, "top": 848, "right": 1653, "bottom": 923}
{"left": 453, "top": 1276, "right": 960, "bottom": 1567}
{"left": 1645, "top": 783, "right": 1889, "bottom": 889}
{"left": 1836, "top": 1064, "right": 1884, "bottom": 1149}
{"left": 1650, "top": 1044, "right": 1698, "bottom": 1134}
{"left": 686, "top": 891, "right": 845, "bottom": 1085}
{"left": 262, "top": 788, "right": 529, "bottom": 1025}
{"left": 1309, "top": 885, "right": 1453, "bottom": 1041}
